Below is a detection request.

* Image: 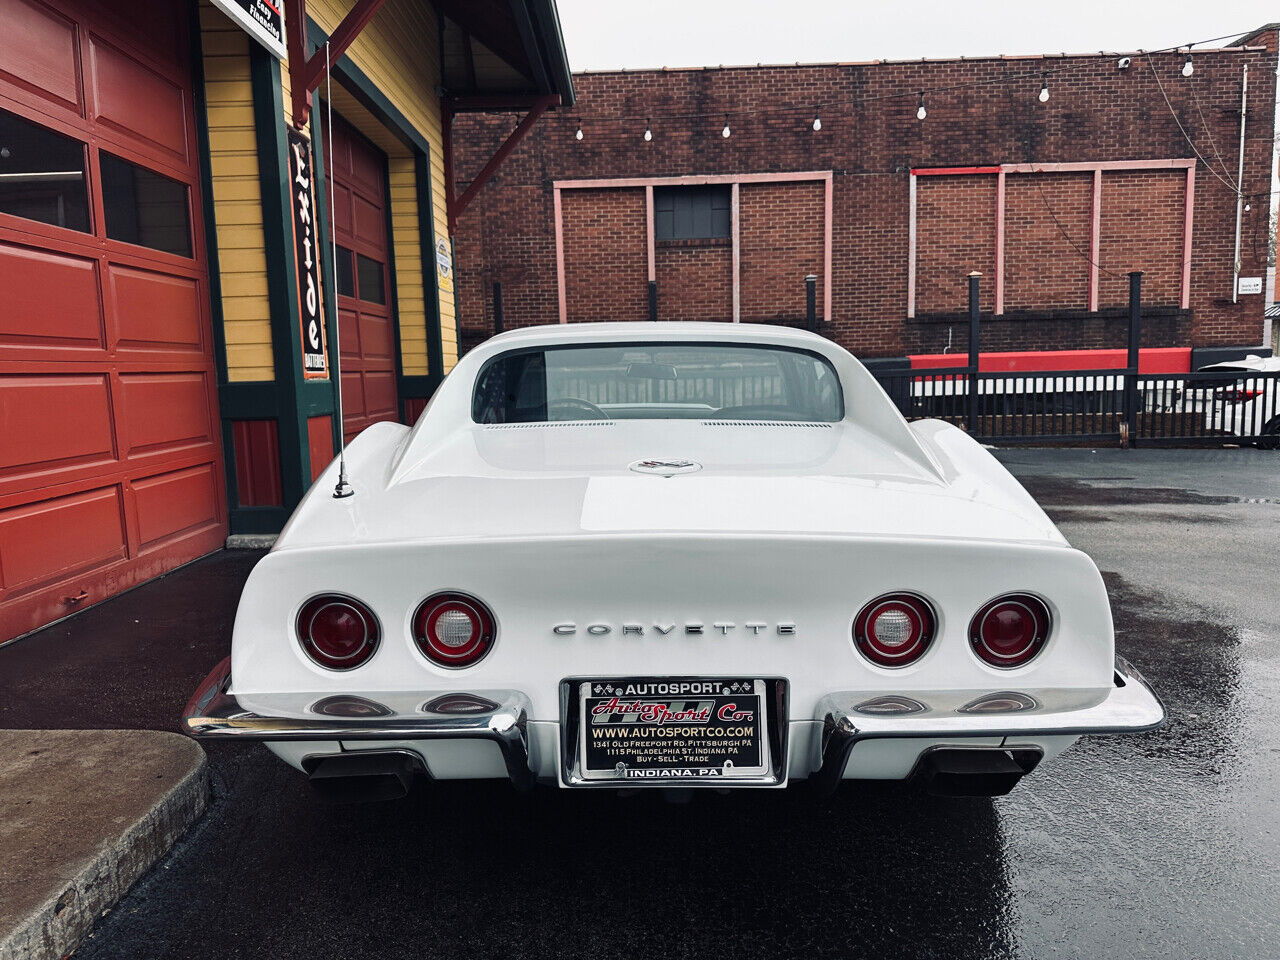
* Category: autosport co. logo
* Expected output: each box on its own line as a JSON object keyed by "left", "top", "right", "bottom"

{"left": 589, "top": 698, "right": 756, "bottom": 725}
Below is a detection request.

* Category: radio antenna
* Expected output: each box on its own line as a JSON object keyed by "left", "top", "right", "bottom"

{"left": 325, "top": 41, "right": 353, "bottom": 498}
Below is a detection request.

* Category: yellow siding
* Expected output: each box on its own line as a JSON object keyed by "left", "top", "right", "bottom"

{"left": 200, "top": 2, "right": 274, "bottom": 381}
{"left": 307, "top": 0, "right": 456, "bottom": 373}
{"left": 388, "top": 160, "right": 430, "bottom": 374}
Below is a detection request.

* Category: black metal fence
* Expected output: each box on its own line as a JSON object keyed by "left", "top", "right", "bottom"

{"left": 871, "top": 270, "right": 1279, "bottom": 448}
{"left": 873, "top": 366, "right": 1280, "bottom": 447}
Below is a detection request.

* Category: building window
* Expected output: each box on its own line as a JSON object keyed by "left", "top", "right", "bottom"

{"left": 0, "top": 107, "right": 90, "bottom": 233}
{"left": 654, "top": 185, "right": 731, "bottom": 241}
{"left": 99, "top": 151, "right": 192, "bottom": 257}
{"left": 356, "top": 252, "right": 385, "bottom": 304}
{"left": 334, "top": 246, "right": 385, "bottom": 304}
{"left": 335, "top": 244, "right": 355, "bottom": 297}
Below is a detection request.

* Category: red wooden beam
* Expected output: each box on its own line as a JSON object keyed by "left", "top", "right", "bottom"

{"left": 283, "top": 0, "right": 311, "bottom": 127}
{"left": 284, "top": 0, "right": 388, "bottom": 128}
{"left": 300, "top": 0, "right": 384, "bottom": 98}
{"left": 446, "top": 94, "right": 558, "bottom": 233}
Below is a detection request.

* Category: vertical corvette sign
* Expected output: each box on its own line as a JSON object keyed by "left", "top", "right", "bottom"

{"left": 287, "top": 127, "right": 328, "bottom": 379}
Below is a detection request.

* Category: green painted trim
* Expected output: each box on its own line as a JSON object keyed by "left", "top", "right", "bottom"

{"left": 229, "top": 505, "right": 291, "bottom": 534}
{"left": 398, "top": 375, "right": 437, "bottom": 399}
{"left": 300, "top": 379, "right": 337, "bottom": 417}
{"left": 379, "top": 151, "right": 409, "bottom": 421}
{"left": 218, "top": 381, "right": 282, "bottom": 419}
{"left": 451, "top": 234, "right": 462, "bottom": 364}
{"left": 188, "top": 1, "right": 242, "bottom": 519}
{"left": 417, "top": 150, "right": 445, "bottom": 391}
{"left": 250, "top": 45, "right": 312, "bottom": 511}
{"left": 527, "top": 0, "right": 576, "bottom": 105}
{"left": 191, "top": 8, "right": 230, "bottom": 391}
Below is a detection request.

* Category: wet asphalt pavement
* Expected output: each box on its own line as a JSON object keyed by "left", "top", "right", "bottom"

{"left": 1, "top": 448, "right": 1278, "bottom": 959}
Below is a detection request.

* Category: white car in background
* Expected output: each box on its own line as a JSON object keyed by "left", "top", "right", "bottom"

{"left": 1196, "top": 354, "right": 1280, "bottom": 448}
{"left": 183, "top": 323, "right": 1163, "bottom": 800}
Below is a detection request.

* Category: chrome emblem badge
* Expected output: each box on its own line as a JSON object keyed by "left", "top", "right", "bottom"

{"left": 629, "top": 458, "right": 701, "bottom": 476}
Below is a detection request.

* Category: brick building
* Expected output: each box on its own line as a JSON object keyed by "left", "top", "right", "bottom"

{"left": 453, "top": 28, "right": 1280, "bottom": 369}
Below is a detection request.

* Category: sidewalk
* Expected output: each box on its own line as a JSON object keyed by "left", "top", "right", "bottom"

{"left": 0, "top": 730, "right": 208, "bottom": 960}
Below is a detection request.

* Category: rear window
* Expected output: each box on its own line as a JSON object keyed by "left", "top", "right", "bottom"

{"left": 472, "top": 342, "right": 844, "bottom": 423}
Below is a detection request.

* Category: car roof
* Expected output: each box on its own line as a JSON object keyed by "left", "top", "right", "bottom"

{"left": 1197, "top": 354, "right": 1280, "bottom": 373}
{"left": 480, "top": 322, "right": 829, "bottom": 350}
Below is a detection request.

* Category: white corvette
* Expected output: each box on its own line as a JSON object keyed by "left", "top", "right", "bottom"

{"left": 183, "top": 323, "right": 1163, "bottom": 799}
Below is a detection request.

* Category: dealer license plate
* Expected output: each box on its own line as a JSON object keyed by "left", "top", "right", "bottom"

{"left": 579, "top": 678, "right": 769, "bottom": 782}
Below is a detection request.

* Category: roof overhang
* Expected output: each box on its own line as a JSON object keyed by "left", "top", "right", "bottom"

{"left": 282, "top": 0, "right": 574, "bottom": 129}
{"left": 436, "top": 0, "right": 575, "bottom": 108}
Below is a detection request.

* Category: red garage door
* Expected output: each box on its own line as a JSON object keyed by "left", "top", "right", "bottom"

{"left": 0, "top": 0, "right": 226, "bottom": 643}
{"left": 323, "top": 114, "right": 399, "bottom": 442}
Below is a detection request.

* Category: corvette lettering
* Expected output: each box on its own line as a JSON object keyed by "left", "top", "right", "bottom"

{"left": 555, "top": 621, "right": 796, "bottom": 636}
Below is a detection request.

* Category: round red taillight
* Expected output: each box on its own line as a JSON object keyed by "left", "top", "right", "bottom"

{"left": 413, "top": 593, "right": 496, "bottom": 668}
{"left": 969, "top": 594, "right": 1051, "bottom": 668}
{"left": 853, "top": 592, "right": 936, "bottom": 667}
{"left": 296, "top": 594, "right": 380, "bottom": 670}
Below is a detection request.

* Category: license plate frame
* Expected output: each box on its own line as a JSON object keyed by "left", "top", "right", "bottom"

{"left": 559, "top": 677, "right": 789, "bottom": 787}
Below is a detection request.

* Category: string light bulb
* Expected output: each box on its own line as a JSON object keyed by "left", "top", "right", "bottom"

{"left": 1182, "top": 51, "right": 1194, "bottom": 77}
{"left": 574, "top": 119, "right": 583, "bottom": 141}
{"left": 916, "top": 92, "right": 927, "bottom": 121}
{"left": 643, "top": 119, "right": 652, "bottom": 142}
{"left": 721, "top": 115, "right": 731, "bottom": 138}
{"left": 1038, "top": 74, "right": 1050, "bottom": 103}
{"left": 812, "top": 114, "right": 822, "bottom": 131}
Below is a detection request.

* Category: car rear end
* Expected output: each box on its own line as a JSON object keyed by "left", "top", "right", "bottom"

{"left": 184, "top": 529, "right": 1162, "bottom": 797}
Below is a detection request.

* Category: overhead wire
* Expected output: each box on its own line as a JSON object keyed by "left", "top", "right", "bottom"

{"left": 558, "top": 28, "right": 1261, "bottom": 135}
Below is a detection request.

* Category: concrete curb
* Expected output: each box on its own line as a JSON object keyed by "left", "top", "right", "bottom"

{"left": 0, "top": 731, "right": 208, "bottom": 960}
{"left": 226, "top": 534, "right": 276, "bottom": 549}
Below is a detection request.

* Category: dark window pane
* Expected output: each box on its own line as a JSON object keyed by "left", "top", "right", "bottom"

{"left": 0, "top": 107, "right": 89, "bottom": 232}
{"left": 473, "top": 343, "right": 844, "bottom": 423}
{"left": 653, "top": 185, "right": 730, "bottom": 240}
{"left": 99, "top": 151, "right": 191, "bottom": 257}
{"left": 335, "top": 244, "right": 355, "bottom": 297}
{"left": 356, "top": 253, "right": 385, "bottom": 304}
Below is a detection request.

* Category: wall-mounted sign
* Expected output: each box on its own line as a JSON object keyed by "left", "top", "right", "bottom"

{"left": 287, "top": 127, "right": 328, "bottom": 379}
{"left": 436, "top": 237, "right": 454, "bottom": 294}
{"left": 1237, "top": 276, "right": 1263, "bottom": 296}
{"left": 210, "top": 0, "right": 287, "bottom": 60}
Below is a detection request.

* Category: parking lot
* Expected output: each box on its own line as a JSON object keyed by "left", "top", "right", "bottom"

{"left": 1, "top": 448, "right": 1277, "bottom": 960}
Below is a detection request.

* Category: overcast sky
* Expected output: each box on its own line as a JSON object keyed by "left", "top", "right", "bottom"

{"left": 554, "top": 1, "right": 1278, "bottom": 72}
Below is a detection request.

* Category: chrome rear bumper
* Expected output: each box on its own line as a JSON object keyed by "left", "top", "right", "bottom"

{"left": 811, "top": 656, "right": 1165, "bottom": 795}
{"left": 181, "top": 657, "right": 536, "bottom": 791}
{"left": 182, "top": 655, "right": 1162, "bottom": 794}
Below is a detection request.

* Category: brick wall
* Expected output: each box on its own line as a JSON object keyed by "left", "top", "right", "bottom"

{"left": 915, "top": 175, "right": 997, "bottom": 314}
{"left": 1003, "top": 173, "right": 1092, "bottom": 312}
{"left": 1097, "top": 170, "right": 1185, "bottom": 308}
{"left": 453, "top": 35, "right": 1277, "bottom": 359}
{"left": 562, "top": 188, "right": 647, "bottom": 323}
{"left": 655, "top": 240, "right": 733, "bottom": 321}
{"left": 739, "top": 181, "right": 824, "bottom": 323}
